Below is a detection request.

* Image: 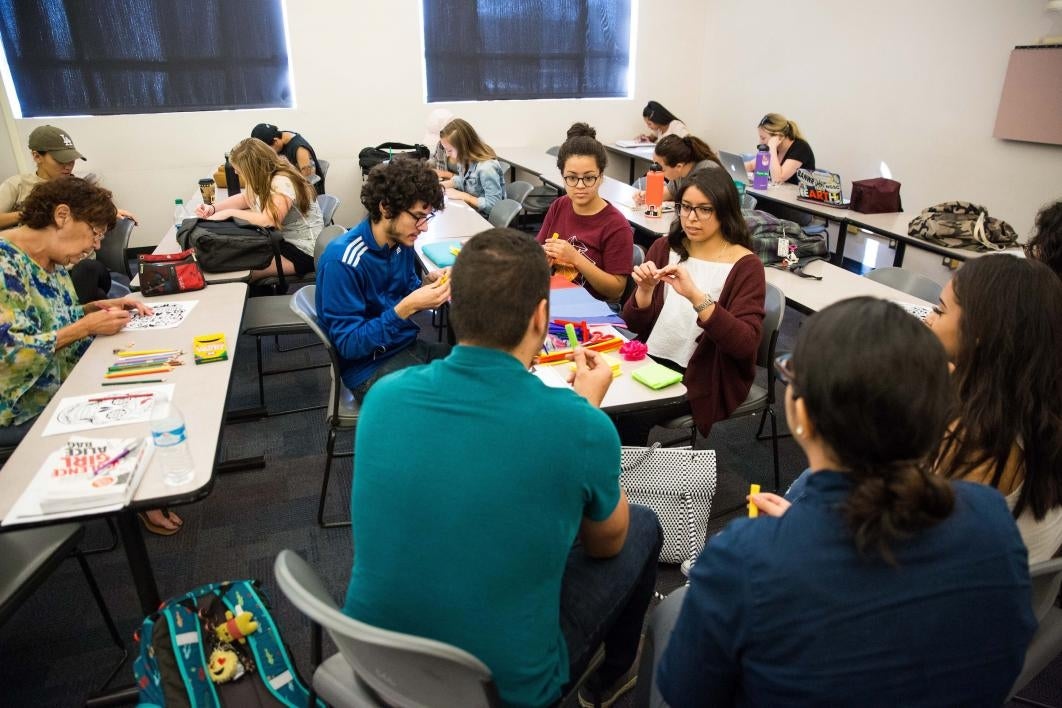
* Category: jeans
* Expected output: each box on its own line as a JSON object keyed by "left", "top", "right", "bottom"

{"left": 632, "top": 585, "right": 688, "bottom": 708}
{"left": 560, "top": 504, "right": 663, "bottom": 691}
{"left": 352, "top": 339, "right": 451, "bottom": 402}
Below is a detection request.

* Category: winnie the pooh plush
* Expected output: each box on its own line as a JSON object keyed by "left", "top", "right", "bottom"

{"left": 215, "top": 610, "right": 258, "bottom": 644}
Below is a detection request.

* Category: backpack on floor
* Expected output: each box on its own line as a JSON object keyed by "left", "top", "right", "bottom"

{"left": 133, "top": 579, "right": 322, "bottom": 708}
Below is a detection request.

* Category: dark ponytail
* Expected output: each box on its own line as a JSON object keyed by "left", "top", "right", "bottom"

{"left": 793, "top": 298, "right": 955, "bottom": 562}
{"left": 654, "top": 135, "right": 721, "bottom": 168}
{"left": 642, "top": 100, "right": 680, "bottom": 126}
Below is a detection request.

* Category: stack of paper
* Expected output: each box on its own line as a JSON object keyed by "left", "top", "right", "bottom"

{"left": 37, "top": 437, "right": 153, "bottom": 513}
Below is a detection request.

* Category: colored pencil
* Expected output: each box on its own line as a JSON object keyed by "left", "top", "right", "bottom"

{"left": 101, "top": 379, "right": 164, "bottom": 386}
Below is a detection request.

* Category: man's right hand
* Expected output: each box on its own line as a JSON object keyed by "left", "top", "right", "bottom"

{"left": 394, "top": 279, "right": 451, "bottom": 319}
{"left": 569, "top": 347, "right": 613, "bottom": 407}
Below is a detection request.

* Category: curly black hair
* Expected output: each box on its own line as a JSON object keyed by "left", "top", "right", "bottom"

{"left": 1027, "top": 199, "right": 1062, "bottom": 280}
{"left": 360, "top": 156, "right": 445, "bottom": 222}
{"left": 20, "top": 176, "right": 117, "bottom": 231}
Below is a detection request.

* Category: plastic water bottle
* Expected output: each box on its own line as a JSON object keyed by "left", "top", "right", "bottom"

{"left": 151, "top": 402, "right": 195, "bottom": 486}
{"left": 174, "top": 198, "right": 186, "bottom": 230}
{"left": 753, "top": 144, "right": 770, "bottom": 189}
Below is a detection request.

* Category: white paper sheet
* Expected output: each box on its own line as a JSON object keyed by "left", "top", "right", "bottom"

{"left": 122, "top": 300, "right": 198, "bottom": 331}
{"left": 41, "top": 384, "right": 175, "bottom": 437}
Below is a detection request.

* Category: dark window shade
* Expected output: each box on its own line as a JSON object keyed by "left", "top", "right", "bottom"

{"left": 423, "top": 0, "right": 631, "bottom": 102}
{"left": 0, "top": 0, "right": 291, "bottom": 117}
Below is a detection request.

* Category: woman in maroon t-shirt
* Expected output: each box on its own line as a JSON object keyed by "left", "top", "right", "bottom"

{"left": 535, "top": 123, "right": 633, "bottom": 302}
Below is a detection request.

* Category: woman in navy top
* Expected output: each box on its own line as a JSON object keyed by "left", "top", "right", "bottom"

{"left": 652, "top": 297, "right": 1035, "bottom": 707}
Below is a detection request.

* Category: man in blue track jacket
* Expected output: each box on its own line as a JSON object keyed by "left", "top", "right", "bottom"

{"left": 316, "top": 158, "right": 450, "bottom": 399}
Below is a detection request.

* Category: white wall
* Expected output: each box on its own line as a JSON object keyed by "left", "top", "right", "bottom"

{"left": 696, "top": 0, "right": 1062, "bottom": 241}
{"left": 2, "top": 1, "right": 705, "bottom": 248}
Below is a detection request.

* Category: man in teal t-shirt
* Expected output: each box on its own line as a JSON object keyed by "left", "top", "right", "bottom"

{"left": 343, "top": 228, "right": 662, "bottom": 707}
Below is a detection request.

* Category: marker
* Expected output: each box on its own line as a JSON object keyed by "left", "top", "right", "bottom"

{"left": 748, "top": 484, "right": 761, "bottom": 517}
{"left": 551, "top": 232, "right": 559, "bottom": 240}
{"left": 88, "top": 392, "right": 155, "bottom": 403}
{"left": 116, "top": 349, "right": 177, "bottom": 357}
{"left": 449, "top": 246, "right": 461, "bottom": 256}
{"left": 102, "top": 379, "right": 164, "bottom": 386}
{"left": 564, "top": 323, "right": 579, "bottom": 350}
{"left": 434, "top": 273, "right": 449, "bottom": 288}
{"left": 91, "top": 441, "right": 142, "bottom": 476}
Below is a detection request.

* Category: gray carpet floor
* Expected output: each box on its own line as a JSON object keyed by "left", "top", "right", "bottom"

{"left": 1, "top": 304, "right": 1059, "bottom": 707}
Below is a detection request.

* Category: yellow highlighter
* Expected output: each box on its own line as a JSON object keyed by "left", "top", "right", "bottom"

{"left": 748, "top": 484, "right": 761, "bottom": 517}
{"left": 434, "top": 273, "right": 449, "bottom": 288}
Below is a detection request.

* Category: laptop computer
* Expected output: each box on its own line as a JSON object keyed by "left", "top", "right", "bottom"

{"left": 718, "top": 151, "right": 752, "bottom": 185}
{"left": 796, "top": 168, "right": 850, "bottom": 208}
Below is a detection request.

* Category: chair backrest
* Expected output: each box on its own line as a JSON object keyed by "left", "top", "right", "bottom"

{"left": 505, "top": 180, "right": 534, "bottom": 205}
{"left": 274, "top": 550, "right": 500, "bottom": 708}
{"left": 741, "top": 194, "right": 758, "bottom": 211}
{"left": 632, "top": 243, "right": 645, "bottom": 267}
{"left": 760, "top": 282, "right": 785, "bottom": 398}
{"left": 497, "top": 159, "right": 511, "bottom": 179}
{"left": 97, "top": 217, "right": 134, "bottom": 277}
{"left": 290, "top": 285, "right": 348, "bottom": 421}
{"left": 315, "top": 224, "right": 348, "bottom": 265}
{"left": 865, "top": 266, "right": 943, "bottom": 303}
{"left": 317, "top": 194, "right": 340, "bottom": 226}
{"left": 317, "top": 159, "right": 330, "bottom": 180}
{"left": 1029, "top": 557, "right": 1062, "bottom": 623}
{"left": 545, "top": 145, "right": 560, "bottom": 157}
{"left": 488, "top": 199, "right": 523, "bottom": 228}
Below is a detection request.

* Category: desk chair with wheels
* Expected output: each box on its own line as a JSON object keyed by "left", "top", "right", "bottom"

{"left": 0, "top": 524, "right": 127, "bottom": 693}
{"left": 865, "top": 266, "right": 943, "bottom": 303}
{"left": 488, "top": 199, "right": 524, "bottom": 229}
{"left": 660, "top": 282, "right": 786, "bottom": 491}
{"left": 275, "top": 549, "right": 501, "bottom": 708}
{"left": 318, "top": 159, "right": 330, "bottom": 183}
{"left": 289, "top": 286, "right": 359, "bottom": 528}
{"left": 1010, "top": 557, "right": 1062, "bottom": 706}
{"left": 241, "top": 225, "right": 347, "bottom": 415}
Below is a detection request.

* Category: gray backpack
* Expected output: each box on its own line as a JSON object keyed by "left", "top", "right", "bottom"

{"left": 908, "top": 201, "right": 1017, "bottom": 251}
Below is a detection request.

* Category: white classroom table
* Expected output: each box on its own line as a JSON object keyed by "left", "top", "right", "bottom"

{"left": 0, "top": 283, "right": 248, "bottom": 614}
{"left": 605, "top": 141, "right": 657, "bottom": 182}
{"left": 417, "top": 206, "right": 688, "bottom": 414}
{"left": 764, "top": 258, "right": 934, "bottom": 314}
{"left": 745, "top": 181, "right": 1024, "bottom": 267}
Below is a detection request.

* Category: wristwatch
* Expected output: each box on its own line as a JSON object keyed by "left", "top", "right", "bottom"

{"left": 693, "top": 293, "right": 714, "bottom": 313}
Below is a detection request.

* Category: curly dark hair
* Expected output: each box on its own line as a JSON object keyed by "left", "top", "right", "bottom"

{"left": 1026, "top": 199, "right": 1062, "bottom": 280}
{"left": 20, "top": 176, "right": 117, "bottom": 231}
{"left": 360, "top": 156, "right": 444, "bottom": 222}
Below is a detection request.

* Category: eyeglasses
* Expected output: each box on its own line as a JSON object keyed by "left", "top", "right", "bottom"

{"left": 563, "top": 174, "right": 599, "bottom": 188}
{"left": 91, "top": 225, "right": 106, "bottom": 240}
{"left": 679, "top": 203, "right": 715, "bottom": 220}
{"left": 405, "top": 210, "right": 437, "bottom": 227}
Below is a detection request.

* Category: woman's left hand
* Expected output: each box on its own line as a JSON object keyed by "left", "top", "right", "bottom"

{"left": 655, "top": 263, "right": 700, "bottom": 301}
{"left": 542, "top": 238, "right": 579, "bottom": 265}
{"left": 90, "top": 297, "right": 154, "bottom": 316}
{"left": 749, "top": 492, "right": 791, "bottom": 517}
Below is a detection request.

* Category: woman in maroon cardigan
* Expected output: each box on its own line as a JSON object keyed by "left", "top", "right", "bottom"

{"left": 618, "top": 168, "right": 765, "bottom": 444}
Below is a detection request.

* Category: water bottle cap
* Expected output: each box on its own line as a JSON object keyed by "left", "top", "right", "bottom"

{"left": 649, "top": 163, "right": 662, "bottom": 172}
{"left": 757, "top": 144, "right": 768, "bottom": 151}
{"left": 175, "top": 198, "right": 184, "bottom": 204}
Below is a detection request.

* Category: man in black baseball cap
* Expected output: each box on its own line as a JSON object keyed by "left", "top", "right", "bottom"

{"left": 250, "top": 122, "right": 325, "bottom": 194}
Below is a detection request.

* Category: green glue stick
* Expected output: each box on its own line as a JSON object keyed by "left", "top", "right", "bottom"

{"left": 565, "top": 323, "right": 579, "bottom": 350}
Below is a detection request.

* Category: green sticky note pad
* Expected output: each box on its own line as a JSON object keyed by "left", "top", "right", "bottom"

{"left": 632, "top": 362, "right": 683, "bottom": 390}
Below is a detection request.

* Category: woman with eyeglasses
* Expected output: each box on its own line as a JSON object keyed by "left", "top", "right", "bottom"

{"left": 632, "top": 134, "right": 722, "bottom": 207}
{"left": 742, "top": 112, "right": 815, "bottom": 185}
{"left": 534, "top": 123, "right": 633, "bottom": 302}
{"left": 1025, "top": 199, "right": 1062, "bottom": 279}
{"left": 0, "top": 178, "right": 185, "bottom": 534}
{"left": 618, "top": 167, "right": 764, "bottom": 444}
{"left": 927, "top": 255, "right": 1062, "bottom": 563}
{"left": 196, "top": 137, "right": 324, "bottom": 282}
{"left": 649, "top": 298, "right": 1034, "bottom": 707}
{"left": 438, "top": 118, "right": 505, "bottom": 218}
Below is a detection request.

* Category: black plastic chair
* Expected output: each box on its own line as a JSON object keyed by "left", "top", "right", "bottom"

{"left": 0, "top": 524, "right": 127, "bottom": 693}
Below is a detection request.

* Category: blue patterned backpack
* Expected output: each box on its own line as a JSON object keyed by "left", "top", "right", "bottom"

{"left": 133, "top": 579, "right": 322, "bottom": 707}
